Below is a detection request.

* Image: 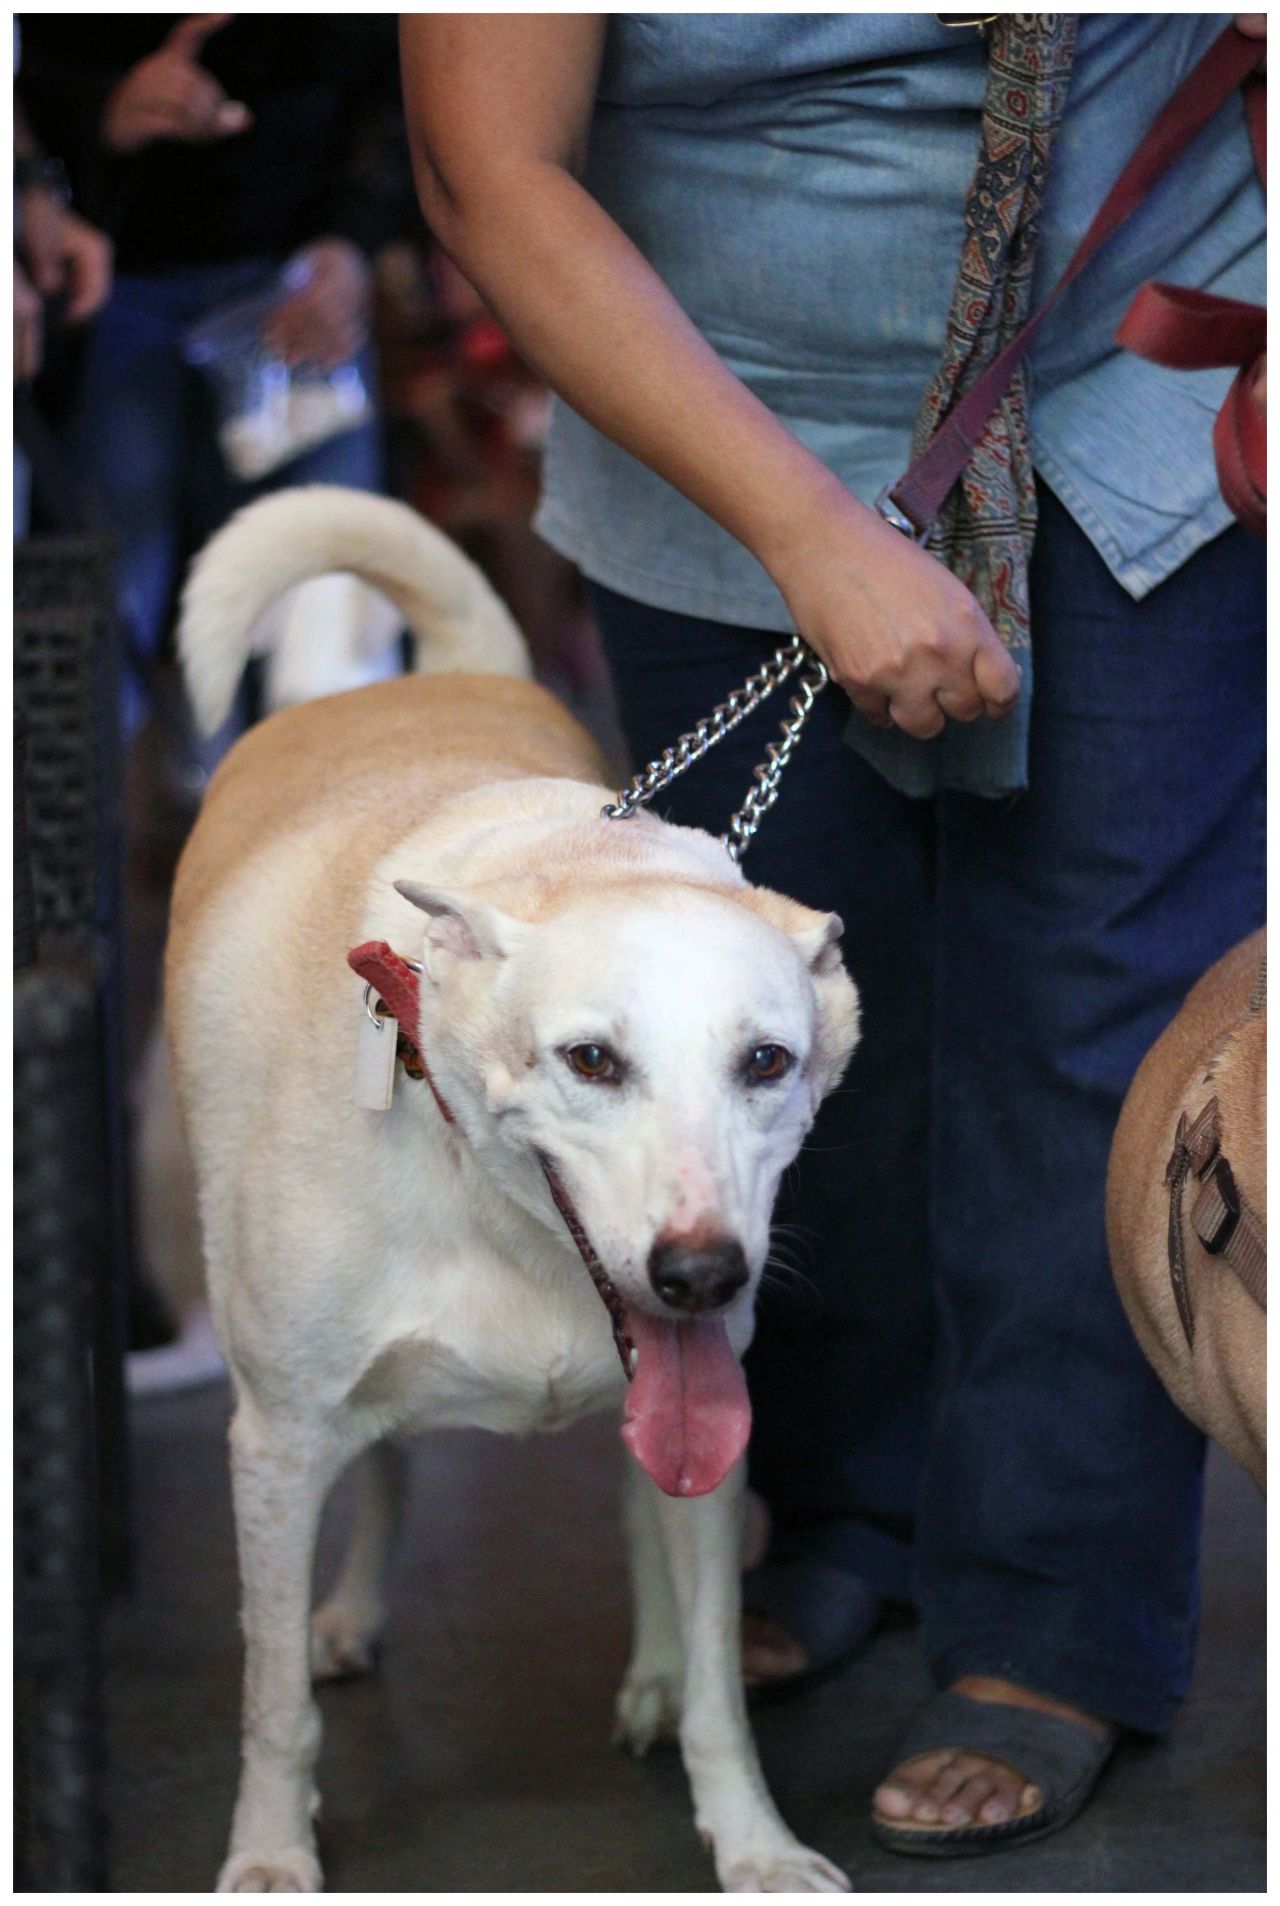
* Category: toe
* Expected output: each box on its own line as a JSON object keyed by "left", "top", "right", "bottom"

{"left": 976, "top": 1764, "right": 1042, "bottom": 1825}
{"left": 876, "top": 1748, "right": 1046, "bottom": 1833}
{"left": 939, "top": 1766, "right": 1005, "bottom": 1826}
{"left": 910, "top": 1750, "right": 989, "bottom": 1823}
{"left": 873, "top": 1748, "right": 957, "bottom": 1821}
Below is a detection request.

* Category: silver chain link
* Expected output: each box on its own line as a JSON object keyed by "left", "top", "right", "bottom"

{"left": 600, "top": 636, "right": 829, "bottom": 863}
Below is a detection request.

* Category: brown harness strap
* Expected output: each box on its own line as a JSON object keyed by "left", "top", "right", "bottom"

{"left": 1165, "top": 1095, "right": 1266, "bottom": 1347}
{"left": 1190, "top": 1158, "right": 1267, "bottom": 1315}
{"left": 1164, "top": 1100, "right": 1215, "bottom": 1346}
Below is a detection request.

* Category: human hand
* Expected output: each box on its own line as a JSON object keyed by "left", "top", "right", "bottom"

{"left": 18, "top": 192, "right": 114, "bottom": 324}
{"left": 59, "top": 212, "right": 114, "bottom": 322}
{"left": 14, "top": 260, "right": 43, "bottom": 382}
{"left": 101, "top": 15, "right": 252, "bottom": 154}
{"left": 16, "top": 183, "right": 70, "bottom": 299}
{"left": 263, "top": 240, "right": 371, "bottom": 371}
{"left": 766, "top": 483, "right": 1021, "bottom": 739}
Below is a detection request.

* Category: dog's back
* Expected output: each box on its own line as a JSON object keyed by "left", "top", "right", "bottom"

{"left": 170, "top": 672, "right": 604, "bottom": 953}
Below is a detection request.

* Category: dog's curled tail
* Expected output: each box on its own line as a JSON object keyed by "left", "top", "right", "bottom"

{"left": 178, "top": 486, "right": 530, "bottom": 734}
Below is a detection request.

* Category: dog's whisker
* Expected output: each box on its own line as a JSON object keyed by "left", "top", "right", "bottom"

{"left": 769, "top": 1220, "right": 819, "bottom": 1246}
{"left": 760, "top": 1258, "right": 825, "bottom": 1305}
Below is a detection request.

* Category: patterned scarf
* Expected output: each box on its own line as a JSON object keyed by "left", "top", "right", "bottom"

{"left": 850, "top": 16, "right": 1080, "bottom": 797}
{"left": 911, "top": 13, "right": 1079, "bottom": 663}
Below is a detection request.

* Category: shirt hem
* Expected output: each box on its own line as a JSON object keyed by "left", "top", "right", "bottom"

{"left": 1031, "top": 449, "right": 1234, "bottom": 599}
{"left": 534, "top": 500, "right": 796, "bottom": 633}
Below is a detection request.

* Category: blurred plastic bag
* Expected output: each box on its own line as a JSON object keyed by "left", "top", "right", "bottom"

{"left": 185, "top": 263, "right": 373, "bottom": 482}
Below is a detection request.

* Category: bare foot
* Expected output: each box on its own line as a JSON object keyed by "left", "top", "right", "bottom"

{"left": 741, "top": 1556, "right": 881, "bottom": 1689}
{"left": 741, "top": 1610, "right": 808, "bottom": 1686}
{"left": 873, "top": 1675, "right": 1111, "bottom": 1831}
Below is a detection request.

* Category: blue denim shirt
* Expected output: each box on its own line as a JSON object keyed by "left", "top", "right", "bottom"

{"left": 535, "top": 14, "right": 1264, "bottom": 794}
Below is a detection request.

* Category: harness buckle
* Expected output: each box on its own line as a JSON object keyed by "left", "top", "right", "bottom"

{"left": 875, "top": 485, "right": 931, "bottom": 542}
{"left": 1195, "top": 1157, "right": 1242, "bottom": 1256}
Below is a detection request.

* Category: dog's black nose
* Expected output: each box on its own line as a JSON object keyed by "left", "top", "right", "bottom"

{"left": 648, "top": 1236, "right": 749, "bottom": 1314}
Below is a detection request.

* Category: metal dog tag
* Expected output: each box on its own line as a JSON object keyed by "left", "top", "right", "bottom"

{"left": 353, "top": 993, "right": 396, "bottom": 1111}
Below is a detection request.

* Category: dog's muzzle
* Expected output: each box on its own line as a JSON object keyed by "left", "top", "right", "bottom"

{"left": 647, "top": 1236, "right": 749, "bottom": 1315}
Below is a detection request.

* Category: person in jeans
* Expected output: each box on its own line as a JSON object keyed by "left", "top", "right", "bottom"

{"left": 401, "top": 13, "right": 1265, "bottom": 1855}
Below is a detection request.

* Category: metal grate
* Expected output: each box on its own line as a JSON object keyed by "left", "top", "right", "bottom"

{"left": 13, "top": 537, "right": 119, "bottom": 952}
{"left": 14, "top": 961, "right": 111, "bottom": 1890}
{"left": 14, "top": 603, "right": 103, "bottom": 943}
{"left": 13, "top": 537, "right": 132, "bottom": 1586}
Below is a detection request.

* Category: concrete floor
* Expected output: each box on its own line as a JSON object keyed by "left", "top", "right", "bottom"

{"left": 106, "top": 1386, "right": 1264, "bottom": 1893}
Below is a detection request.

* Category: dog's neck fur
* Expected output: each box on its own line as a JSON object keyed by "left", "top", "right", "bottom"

{"left": 361, "top": 776, "right": 748, "bottom": 950}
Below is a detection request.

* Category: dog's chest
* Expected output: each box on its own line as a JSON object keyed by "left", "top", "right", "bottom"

{"left": 347, "top": 1293, "right": 623, "bottom": 1437}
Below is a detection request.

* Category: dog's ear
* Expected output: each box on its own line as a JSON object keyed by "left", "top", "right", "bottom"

{"left": 741, "top": 887, "right": 845, "bottom": 976}
{"left": 739, "top": 887, "right": 860, "bottom": 1092}
{"left": 787, "top": 910, "right": 845, "bottom": 977}
{"left": 394, "top": 880, "right": 528, "bottom": 962}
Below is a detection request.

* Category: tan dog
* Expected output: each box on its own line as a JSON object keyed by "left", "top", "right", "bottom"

{"left": 167, "top": 486, "right": 860, "bottom": 1892}
{"left": 1107, "top": 931, "right": 1266, "bottom": 1488}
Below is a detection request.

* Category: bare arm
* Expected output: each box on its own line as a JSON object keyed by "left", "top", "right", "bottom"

{"left": 400, "top": 15, "right": 1019, "bottom": 737}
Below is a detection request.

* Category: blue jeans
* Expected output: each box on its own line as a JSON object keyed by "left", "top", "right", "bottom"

{"left": 588, "top": 482, "right": 1264, "bottom": 1734}
{"left": 73, "top": 261, "right": 385, "bottom": 738}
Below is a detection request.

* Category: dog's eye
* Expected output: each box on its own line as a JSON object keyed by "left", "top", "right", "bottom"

{"left": 565, "top": 1042, "right": 619, "bottom": 1083}
{"left": 745, "top": 1043, "right": 792, "bottom": 1084}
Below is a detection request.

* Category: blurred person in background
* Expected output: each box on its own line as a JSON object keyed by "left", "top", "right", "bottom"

{"left": 14, "top": 66, "right": 113, "bottom": 533}
{"left": 19, "top": 12, "right": 414, "bottom": 746}
{"left": 18, "top": 12, "right": 417, "bottom": 1397}
{"left": 14, "top": 102, "right": 112, "bottom": 384}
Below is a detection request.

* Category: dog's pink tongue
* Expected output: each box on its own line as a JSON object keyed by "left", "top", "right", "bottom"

{"left": 620, "top": 1310, "right": 750, "bottom": 1498}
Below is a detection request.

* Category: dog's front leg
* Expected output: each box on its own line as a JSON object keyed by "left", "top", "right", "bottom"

{"left": 218, "top": 1400, "right": 353, "bottom": 1894}
{"left": 615, "top": 1459, "right": 685, "bottom": 1754}
{"left": 651, "top": 1463, "right": 850, "bottom": 1892}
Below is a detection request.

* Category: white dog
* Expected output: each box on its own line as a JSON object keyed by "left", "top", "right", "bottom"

{"left": 167, "top": 487, "right": 860, "bottom": 1892}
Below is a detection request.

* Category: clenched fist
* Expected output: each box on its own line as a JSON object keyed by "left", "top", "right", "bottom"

{"left": 767, "top": 480, "right": 1021, "bottom": 740}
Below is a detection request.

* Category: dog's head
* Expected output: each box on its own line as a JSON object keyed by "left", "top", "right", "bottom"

{"left": 394, "top": 869, "right": 859, "bottom": 1302}
{"left": 389, "top": 856, "right": 859, "bottom": 1497}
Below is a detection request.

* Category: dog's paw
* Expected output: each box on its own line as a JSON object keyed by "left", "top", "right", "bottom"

{"left": 310, "top": 1599, "right": 382, "bottom": 1682}
{"left": 217, "top": 1846, "right": 323, "bottom": 1892}
{"left": 612, "top": 1670, "right": 682, "bottom": 1756}
{"left": 718, "top": 1840, "right": 850, "bottom": 1893}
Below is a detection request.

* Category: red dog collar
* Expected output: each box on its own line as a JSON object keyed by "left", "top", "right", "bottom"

{"left": 348, "top": 941, "right": 455, "bottom": 1124}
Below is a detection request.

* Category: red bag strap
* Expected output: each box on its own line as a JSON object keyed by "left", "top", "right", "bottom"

{"left": 882, "top": 24, "right": 1266, "bottom": 538}
{"left": 1115, "top": 282, "right": 1267, "bottom": 372}
{"left": 1213, "top": 365, "right": 1267, "bottom": 536}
